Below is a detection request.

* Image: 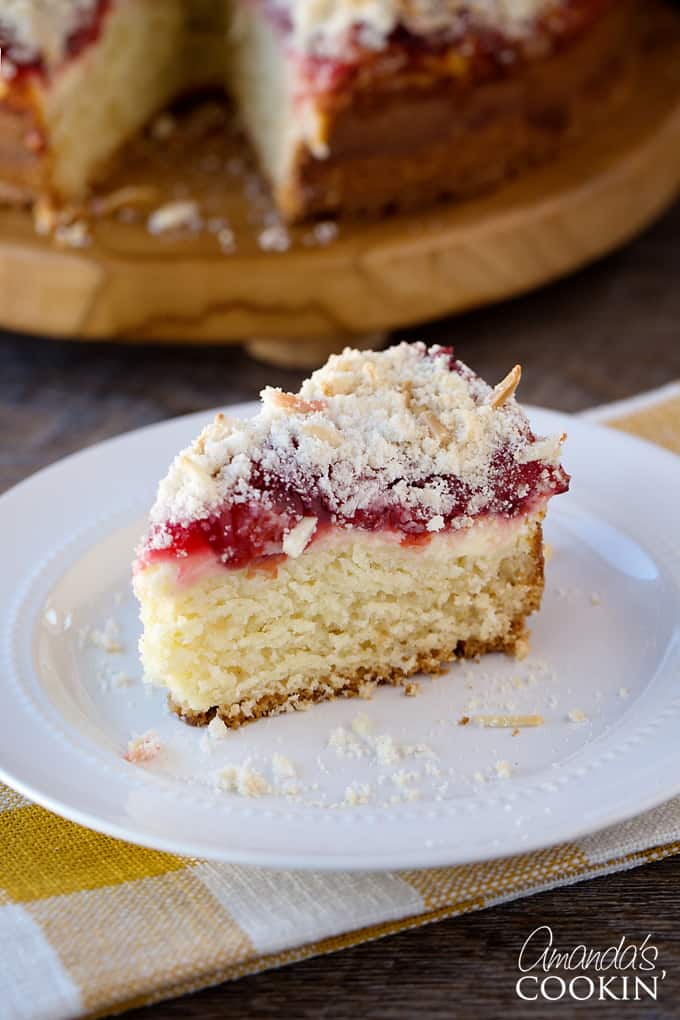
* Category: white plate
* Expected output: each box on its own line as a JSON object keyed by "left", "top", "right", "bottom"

{"left": 1, "top": 404, "right": 680, "bottom": 871}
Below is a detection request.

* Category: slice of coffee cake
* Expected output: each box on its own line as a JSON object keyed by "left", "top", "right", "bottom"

{"left": 133, "top": 343, "right": 569, "bottom": 727}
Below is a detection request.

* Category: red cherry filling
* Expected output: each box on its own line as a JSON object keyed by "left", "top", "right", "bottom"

{"left": 141, "top": 346, "right": 569, "bottom": 573}
{"left": 143, "top": 453, "right": 568, "bottom": 572}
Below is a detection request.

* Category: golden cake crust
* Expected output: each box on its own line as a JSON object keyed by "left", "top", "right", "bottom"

{"left": 168, "top": 606, "right": 537, "bottom": 728}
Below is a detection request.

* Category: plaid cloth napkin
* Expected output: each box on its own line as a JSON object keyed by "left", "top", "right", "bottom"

{"left": 2, "top": 381, "right": 680, "bottom": 1020}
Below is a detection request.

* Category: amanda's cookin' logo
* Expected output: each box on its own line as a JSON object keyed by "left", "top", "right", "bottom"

{"left": 516, "top": 926, "right": 667, "bottom": 1003}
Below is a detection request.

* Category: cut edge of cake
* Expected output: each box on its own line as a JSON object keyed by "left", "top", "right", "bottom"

{"left": 0, "top": 0, "right": 636, "bottom": 221}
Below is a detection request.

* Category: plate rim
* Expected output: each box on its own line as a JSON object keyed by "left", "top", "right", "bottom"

{"left": 1, "top": 403, "right": 680, "bottom": 870}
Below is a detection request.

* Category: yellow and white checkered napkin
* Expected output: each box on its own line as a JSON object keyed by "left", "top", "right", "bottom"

{"left": 2, "top": 382, "right": 680, "bottom": 1020}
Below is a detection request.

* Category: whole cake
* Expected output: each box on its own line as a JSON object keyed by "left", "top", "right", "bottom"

{"left": 133, "top": 343, "right": 569, "bottom": 727}
{"left": 0, "top": 0, "right": 634, "bottom": 220}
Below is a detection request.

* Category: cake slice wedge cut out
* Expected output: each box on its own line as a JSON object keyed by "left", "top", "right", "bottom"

{"left": 133, "top": 342, "right": 569, "bottom": 727}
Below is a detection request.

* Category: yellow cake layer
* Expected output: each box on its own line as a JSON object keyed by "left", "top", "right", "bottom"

{"left": 36, "top": 0, "right": 185, "bottom": 200}
{"left": 134, "top": 514, "right": 544, "bottom": 724}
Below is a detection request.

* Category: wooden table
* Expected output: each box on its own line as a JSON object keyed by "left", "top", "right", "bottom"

{"left": 2, "top": 200, "right": 679, "bottom": 1019}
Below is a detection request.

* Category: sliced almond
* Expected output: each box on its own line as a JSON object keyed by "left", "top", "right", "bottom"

{"left": 474, "top": 714, "right": 544, "bottom": 728}
{"left": 265, "top": 389, "right": 327, "bottom": 414}
{"left": 90, "top": 186, "right": 158, "bottom": 217}
{"left": 363, "top": 362, "right": 378, "bottom": 383}
{"left": 302, "top": 422, "right": 342, "bottom": 446}
{"left": 422, "top": 410, "right": 449, "bottom": 442}
{"left": 491, "top": 364, "right": 522, "bottom": 408}
{"left": 282, "top": 517, "right": 318, "bottom": 558}
{"left": 320, "top": 377, "right": 353, "bottom": 397}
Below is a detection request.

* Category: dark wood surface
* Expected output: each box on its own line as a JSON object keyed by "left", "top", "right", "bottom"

{"left": 1, "top": 200, "right": 679, "bottom": 1019}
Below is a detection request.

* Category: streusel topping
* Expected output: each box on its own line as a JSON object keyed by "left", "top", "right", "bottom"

{"left": 267, "top": 0, "right": 557, "bottom": 57}
{"left": 0, "top": 0, "right": 100, "bottom": 66}
{"left": 146, "top": 342, "right": 567, "bottom": 552}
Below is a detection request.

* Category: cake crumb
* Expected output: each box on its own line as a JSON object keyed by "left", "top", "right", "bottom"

{"left": 310, "top": 220, "right": 338, "bottom": 246}
{"left": 54, "top": 220, "right": 91, "bottom": 249}
{"left": 543, "top": 542, "right": 554, "bottom": 562}
{"left": 567, "top": 709, "right": 588, "bottom": 723}
{"left": 90, "top": 618, "right": 122, "bottom": 653}
{"left": 391, "top": 769, "right": 418, "bottom": 788}
{"left": 125, "top": 730, "right": 161, "bottom": 763}
{"left": 206, "top": 716, "right": 228, "bottom": 744}
{"left": 111, "top": 671, "right": 133, "bottom": 689}
{"left": 272, "top": 753, "right": 296, "bottom": 781}
{"left": 458, "top": 715, "right": 470, "bottom": 726}
{"left": 148, "top": 200, "right": 202, "bottom": 236}
{"left": 217, "top": 763, "right": 270, "bottom": 798}
{"left": 217, "top": 226, "right": 236, "bottom": 254}
{"left": 258, "top": 223, "right": 290, "bottom": 252}
{"left": 513, "top": 633, "right": 531, "bottom": 661}
{"left": 403, "top": 681, "right": 421, "bottom": 698}
{"left": 351, "top": 713, "right": 373, "bottom": 737}
{"left": 344, "top": 782, "right": 371, "bottom": 806}
{"left": 618, "top": 687, "right": 630, "bottom": 699}
{"left": 495, "top": 760, "right": 512, "bottom": 779}
{"left": 328, "top": 726, "right": 364, "bottom": 758}
{"left": 590, "top": 592, "right": 602, "bottom": 606}
{"left": 374, "top": 734, "right": 401, "bottom": 766}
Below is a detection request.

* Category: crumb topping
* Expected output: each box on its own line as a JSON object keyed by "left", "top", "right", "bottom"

{"left": 0, "top": 0, "right": 101, "bottom": 68}
{"left": 125, "top": 730, "right": 161, "bottom": 764}
{"left": 142, "top": 343, "right": 568, "bottom": 563}
{"left": 265, "top": 0, "right": 557, "bottom": 58}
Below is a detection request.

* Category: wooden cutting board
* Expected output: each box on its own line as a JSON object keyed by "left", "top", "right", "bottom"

{"left": 0, "top": 3, "right": 678, "bottom": 367}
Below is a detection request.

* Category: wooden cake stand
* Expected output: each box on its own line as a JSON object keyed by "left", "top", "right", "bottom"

{"left": 0, "top": 3, "right": 678, "bottom": 367}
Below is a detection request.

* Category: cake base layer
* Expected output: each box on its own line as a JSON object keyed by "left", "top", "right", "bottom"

{"left": 169, "top": 619, "right": 530, "bottom": 728}
{"left": 135, "top": 514, "right": 545, "bottom": 728}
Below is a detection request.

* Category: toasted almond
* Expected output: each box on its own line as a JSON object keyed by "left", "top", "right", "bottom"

{"left": 423, "top": 410, "right": 449, "bottom": 442}
{"left": 474, "top": 714, "right": 544, "bottom": 728}
{"left": 266, "top": 389, "right": 327, "bottom": 414}
{"left": 491, "top": 364, "right": 522, "bottom": 408}
{"left": 302, "top": 422, "right": 342, "bottom": 446}
{"left": 90, "top": 186, "right": 158, "bottom": 217}
{"left": 320, "top": 376, "right": 354, "bottom": 396}
{"left": 180, "top": 455, "right": 218, "bottom": 495}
